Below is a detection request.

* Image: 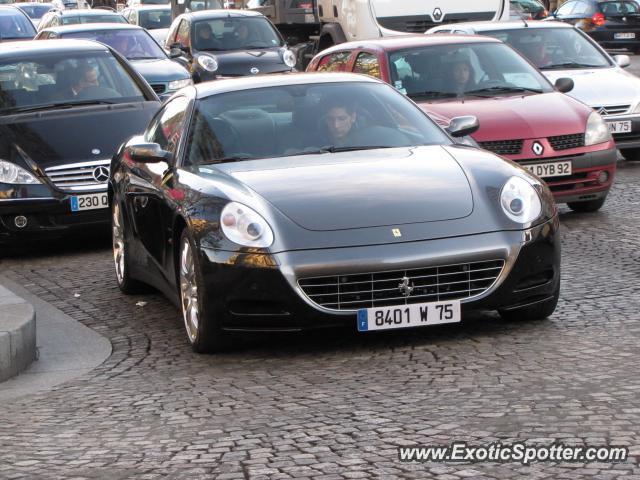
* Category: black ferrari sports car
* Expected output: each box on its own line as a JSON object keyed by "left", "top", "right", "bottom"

{"left": 109, "top": 73, "right": 561, "bottom": 352}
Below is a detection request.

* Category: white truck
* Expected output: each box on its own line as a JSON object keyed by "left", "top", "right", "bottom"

{"left": 242, "top": 0, "right": 510, "bottom": 67}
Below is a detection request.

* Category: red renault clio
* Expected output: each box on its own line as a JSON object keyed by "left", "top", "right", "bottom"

{"left": 307, "top": 35, "right": 617, "bottom": 212}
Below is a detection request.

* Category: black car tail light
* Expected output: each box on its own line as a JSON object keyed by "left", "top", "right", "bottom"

{"left": 592, "top": 12, "right": 606, "bottom": 26}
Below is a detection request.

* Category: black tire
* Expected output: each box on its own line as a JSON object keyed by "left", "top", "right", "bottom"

{"left": 111, "top": 199, "right": 148, "bottom": 294}
{"left": 622, "top": 148, "right": 640, "bottom": 161}
{"left": 177, "top": 228, "right": 233, "bottom": 353}
{"left": 567, "top": 197, "right": 606, "bottom": 213}
{"left": 499, "top": 291, "right": 559, "bottom": 322}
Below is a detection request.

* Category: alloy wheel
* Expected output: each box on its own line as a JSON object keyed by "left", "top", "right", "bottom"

{"left": 179, "top": 236, "right": 199, "bottom": 343}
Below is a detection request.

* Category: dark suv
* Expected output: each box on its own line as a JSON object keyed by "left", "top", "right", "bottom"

{"left": 0, "top": 39, "right": 160, "bottom": 242}
{"left": 550, "top": 0, "right": 640, "bottom": 53}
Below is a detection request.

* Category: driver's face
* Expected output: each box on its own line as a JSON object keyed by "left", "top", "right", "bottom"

{"left": 452, "top": 62, "right": 471, "bottom": 85}
{"left": 325, "top": 106, "right": 356, "bottom": 141}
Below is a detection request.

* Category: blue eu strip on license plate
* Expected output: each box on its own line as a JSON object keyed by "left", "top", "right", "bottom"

{"left": 357, "top": 310, "right": 369, "bottom": 332}
{"left": 70, "top": 196, "right": 80, "bottom": 212}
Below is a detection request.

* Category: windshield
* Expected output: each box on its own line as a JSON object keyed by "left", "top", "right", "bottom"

{"left": 192, "top": 17, "right": 283, "bottom": 52}
{"left": 64, "top": 29, "right": 166, "bottom": 60}
{"left": 389, "top": 42, "right": 553, "bottom": 100}
{"left": 599, "top": 1, "right": 640, "bottom": 14}
{"left": 184, "top": 82, "right": 451, "bottom": 165}
{"left": 62, "top": 14, "right": 128, "bottom": 25}
{"left": 18, "top": 4, "right": 53, "bottom": 19}
{"left": 0, "top": 51, "right": 146, "bottom": 113}
{"left": 484, "top": 28, "right": 611, "bottom": 69}
{"left": 142, "top": 0, "right": 170, "bottom": 4}
{"left": 0, "top": 10, "right": 37, "bottom": 39}
{"left": 139, "top": 9, "right": 171, "bottom": 29}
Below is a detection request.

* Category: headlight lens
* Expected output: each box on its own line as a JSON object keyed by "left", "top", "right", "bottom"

{"left": 168, "top": 78, "right": 193, "bottom": 90}
{"left": 0, "top": 159, "right": 41, "bottom": 184}
{"left": 585, "top": 111, "right": 612, "bottom": 146}
{"left": 220, "top": 202, "right": 274, "bottom": 248}
{"left": 500, "top": 176, "right": 542, "bottom": 224}
{"left": 196, "top": 54, "right": 219, "bottom": 73}
{"left": 282, "top": 49, "right": 296, "bottom": 68}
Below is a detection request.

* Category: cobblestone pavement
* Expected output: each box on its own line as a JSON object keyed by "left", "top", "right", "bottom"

{"left": 0, "top": 160, "right": 639, "bottom": 480}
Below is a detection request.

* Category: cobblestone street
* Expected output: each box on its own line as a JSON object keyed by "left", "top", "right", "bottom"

{"left": 0, "top": 158, "right": 638, "bottom": 479}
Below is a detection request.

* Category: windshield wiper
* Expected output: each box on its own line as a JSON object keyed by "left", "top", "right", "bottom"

{"left": 465, "top": 86, "right": 543, "bottom": 96}
{"left": 203, "top": 154, "right": 257, "bottom": 164}
{"left": 127, "top": 56, "right": 161, "bottom": 60}
{"left": 408, "top": 90, "right": 458, "bottom": 99}
{"left": 541, "top": 62, "right": 604, "bottom": 70}
{"left": 1, "top": 99, "right": 116, "bottom": 114}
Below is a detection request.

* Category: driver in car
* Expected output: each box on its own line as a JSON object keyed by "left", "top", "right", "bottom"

{"left": 196, "top": 23, "right": 219, "bottom": 50}
{"left": 323, "top": 98, "right": 358, "bottom": 146}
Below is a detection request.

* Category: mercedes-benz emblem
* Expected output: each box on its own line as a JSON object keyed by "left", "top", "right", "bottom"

{"left": 91, "top": 148, "right": 101, "bottom": 155}
{"left": 93, "top": 166, "right": 110, "bottom": 183}
{"left": 532, "top": 141, "right": 544, "bottom": 156}
{"left": 250, "top": 67, "right": 260, "bottom": 74}
{"left": 432, "top": 7, "right": 443, "bottom": 22}
{"left": 398, "top": 276, "right": 414, "bottom": 297}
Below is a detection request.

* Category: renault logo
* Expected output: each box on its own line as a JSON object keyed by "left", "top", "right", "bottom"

{"left": 398, "top": 276, "right": 414, "bottom": 297}
{"left": 93, "top": 166, "right": 110, "bottom": 182}
{"left": 432, "top": 7, "right": 443, "bottom": 22}
{"left": 532, "top": 141, "right": 544, "bottom": 156}
{"left": 250, "top": 67, "right": 260, "bottom": 74}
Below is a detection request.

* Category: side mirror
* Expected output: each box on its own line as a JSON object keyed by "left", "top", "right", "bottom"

{"left": 126, "top": 143, "right": 172, "bottom": 163}
{"left": 613, "top": 54, "right": 631, "bottom": 68}
{"left": 554, "top": 77, "right": 574, "bottom": 93}
{"left": 169, "top": 47, "right": 183, "bottom": 58}
{"left": 447, "top": 115, "right": 479, "bottom": 138}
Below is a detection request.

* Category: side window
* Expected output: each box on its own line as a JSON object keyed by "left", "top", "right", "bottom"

{"left": 572, "top": 1, "right": 593, "bottom": 15}
{"left": 556, "top": 1, "right": 576, "bottom": 15}
{"left": 316, "top": 51, "right": 351, "bottom": 71}
{"left": 353, "top": 52, "right": 381, "bottom": 79}
{"left": 131, "top": 11, "right": 138, "bottom": 24}
{"left": 145, "top": 96, "right": 191, "bottom": 155}
{"left": 176, "top": 19, "right": 190, "bottom": 48}
{"left": 51, "top": 16, "right": 60, "bottom": 26}
{"left": 165, "top": 18, "right": 181, "bottom": 48}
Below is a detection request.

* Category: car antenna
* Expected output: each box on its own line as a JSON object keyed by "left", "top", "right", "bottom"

{"left": 521, "top": 14, "right": 529, "bottom": 28}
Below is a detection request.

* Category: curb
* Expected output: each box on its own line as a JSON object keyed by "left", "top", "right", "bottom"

{"left": 0, "top": 284, "right": 36, "bottom": 383}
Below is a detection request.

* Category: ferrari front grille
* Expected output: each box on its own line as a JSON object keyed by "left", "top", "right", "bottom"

{"left": 298, "top": 260, "right": 505, "bottom": 311}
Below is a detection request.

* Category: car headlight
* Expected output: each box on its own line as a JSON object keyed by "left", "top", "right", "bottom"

{"left": 168, "top": 78, "right": 193, "bottom": 90}
{"left": 500, "top": 176, "right": 542, "bottom": 224}
{"left": 282, "top": 49, "right": 296, "bottom": 68}
{"left": 220, "top": 202, "right": 274, "bottom": 248}
{"left": 0, "top": 159, "right": 41, "bottom": 184}
{"left": 585, "top": 111, "right": 612, "bottom": 146}
{"left": 196, "top": 54, "right": 218, "bottom": 73}
{"left": 633, "top": 102, "right": 640, "bottom": 114}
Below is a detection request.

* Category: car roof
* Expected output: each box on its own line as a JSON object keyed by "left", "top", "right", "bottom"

{"left": 41, "top": 22, "right": 143, "bottom": 33}
{"left": 193, "top": 72, "right": 381, "bottom": 99}
{"left": 320, "top": 34, "right": 502, "bottom": 55}
{"left": 0, "top": 5, "right": 30, "bottom": 14}
{"left": 432, "top": 20, "right": 574, "bottom": 32}
{"left": 54, "top": 9, "right": 124, "bottom": 16}
{"left": 181, "top": 8, "right": 265, "bottom": 21}
{"left": 0, "top": 38, "right": 111, "bottom": 57}
{"left": 125, "top": 4, "right": 170, "bottom": 9}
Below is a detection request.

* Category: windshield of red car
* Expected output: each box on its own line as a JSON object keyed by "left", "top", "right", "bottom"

{"left": 183, "top": 82, "right": 452, "bottom": 164}
{"left": 388, "top": 42, "right": 554, "bottom": 100}
{"left": 484, "top": 28, "right": 612, "bottom": 69}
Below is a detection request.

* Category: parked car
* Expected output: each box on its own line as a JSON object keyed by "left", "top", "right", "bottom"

{"left": 164, "top": 9, "right": 296, "bottom": 83}
{"left": 548, "top": 0, "right": 640, "bottom": 53}
{"left": 50, "top": 0, "right": 90, "bottom": 9}
{"left": 307, "top": 35, "right": 617, "bottom": 212}
{"left": 121, "top": 4, "right": 171, "bottom": 45}
{"left": 37, "top": 8, "right": 126, "bottom": 31}
{"left": 36, "top": 24, "right": 192, "bottom": 99}
{"left": 110, "top": 73, "right": 560, "bottom": 352}
{"left": 0, "top": 4, "right": 37, "bottom": 41}
{"left": 427, "top": 20, "right": 640, "bottom": 161}
{"left": 15, "top": 2, "right": 54, "bottom": 29}
{"left": 0, "top": 39, "right": 160, "bottom": 242}
{"left": 511, "top": 0, "right": 549, "bottom": 19}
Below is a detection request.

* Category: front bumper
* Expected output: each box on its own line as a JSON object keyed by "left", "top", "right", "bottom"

{"left": 0, "top": 183, "right": 109, "bottom": 242}
{"left": 509, "top": 146, "right": 617, "bottom": 204}
{"left": 198, "top": 217, "right": 560, "bottom": 332}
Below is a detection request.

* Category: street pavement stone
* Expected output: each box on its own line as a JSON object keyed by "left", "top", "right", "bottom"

{"left": 2, "top": 162, "right": 640, "bottom": 477}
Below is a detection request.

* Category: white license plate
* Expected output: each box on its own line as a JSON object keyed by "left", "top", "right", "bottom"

{"left": 608, "top": 120, "right": 632, "bottom": 133}
{"left": 357, "top": 300, "right": 461, "bottom": 332}
{"left": 615, "top": 32, "right": 635, "bottom": 39}
{"left": 70, "top": 192, "right": 108, "bottom": 212}
{"left": 523, "top": 160, "right": 572, "bottom": 178}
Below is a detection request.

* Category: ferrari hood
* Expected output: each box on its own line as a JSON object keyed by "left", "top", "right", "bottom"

{"left": 215, "top": 146, "right": 473, "bottom": 231}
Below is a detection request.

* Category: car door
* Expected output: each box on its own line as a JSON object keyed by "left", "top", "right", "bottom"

{"left": 127, "top": 95, "right": 191, "bottom": 277}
